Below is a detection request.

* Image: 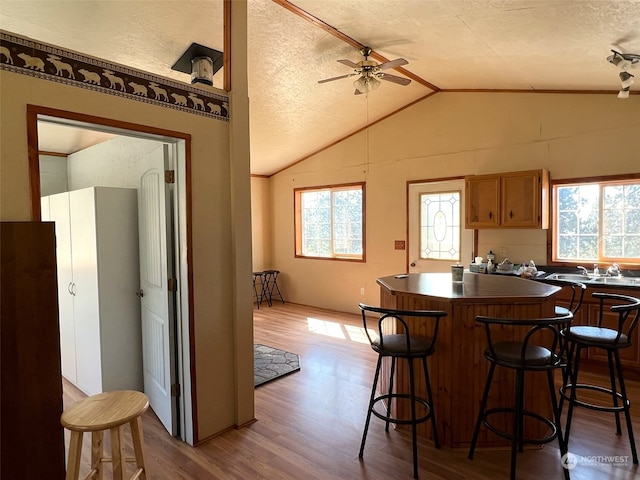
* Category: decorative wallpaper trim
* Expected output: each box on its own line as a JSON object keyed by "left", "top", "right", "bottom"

{"left": 0, "top": 30, "right": 229, "bottom": 121}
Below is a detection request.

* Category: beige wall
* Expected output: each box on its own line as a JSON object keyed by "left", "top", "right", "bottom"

{"left": 264, "top": 92, "right": 640, "bottom": 314}
{"left": 0, "top": 69, "right": 253, "bottom": 441}
{"left": 250, "top": 176, "right": 271, "bottom": 271}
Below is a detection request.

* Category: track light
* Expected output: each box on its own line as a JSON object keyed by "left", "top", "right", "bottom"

{"left": 607, "top": 50, "right": 640, "bottom": 98}
{"left": 608, "top": 52, "right": 632, "bottom": 70}
{"left": 620, "top": 71, "right": 635, "bottom": 89}
{"left": 618, "top": 88, "right": 630, "bottom": 99}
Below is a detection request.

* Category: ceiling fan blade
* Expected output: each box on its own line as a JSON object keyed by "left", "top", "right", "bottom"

{"left": 380, "top": 73, "right": 411, "bottom": 86}
{"left": 318, "top": 73, "right": 356, "bottom": 84}
{"left": 337, "top": 59, "right": 360, "bottom": 68}
{"left": 378, "top": 58, "right": 408, "bottom": 70}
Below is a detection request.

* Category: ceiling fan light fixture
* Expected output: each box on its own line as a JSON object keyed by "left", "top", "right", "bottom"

{"left": 620, "top": 71, "right": 635, "bottom": 88}
{"left": 353, "top": 76, "right": 380, "bottom": 94}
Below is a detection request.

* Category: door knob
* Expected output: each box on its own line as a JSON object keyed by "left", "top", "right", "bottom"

{"left": 136, "top": 289, "right": 144, "bottom": 298}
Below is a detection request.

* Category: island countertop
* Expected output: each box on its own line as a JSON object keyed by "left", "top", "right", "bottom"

{"left": 377, "top": 272, "right": 560, "bottom": 302}
{"left": 376, "top": 272, "right": 561, "bottom": 449}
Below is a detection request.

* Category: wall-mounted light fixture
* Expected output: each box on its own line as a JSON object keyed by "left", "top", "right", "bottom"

{"left": 607, "top": 49, "right": 640, "bottom": 98}
{"left": 171, "top": 43, "right": 223, "bottom": 86}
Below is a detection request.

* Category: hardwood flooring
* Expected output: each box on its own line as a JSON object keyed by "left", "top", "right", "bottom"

{"left": 63, "top": 302, "right": 640, "bottom": 479}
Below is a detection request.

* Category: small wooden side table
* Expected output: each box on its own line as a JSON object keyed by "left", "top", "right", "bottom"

{"left": 61, "top": 390, "right": 150, "bottom": 480}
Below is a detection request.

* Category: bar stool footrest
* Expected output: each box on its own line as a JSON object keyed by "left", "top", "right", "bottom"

{"left": 482, "top": 407, "right": 558, "bottom": 445}
{"left": 560, "top": 383, "right": 629, "bottom": 412}
{"left": 371, "top": 393, "right": 433, "bottom": 426}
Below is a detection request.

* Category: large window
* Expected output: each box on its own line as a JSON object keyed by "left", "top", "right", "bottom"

{"left": 419, "top": 190, "right": 461, "bottom": 261}
{"left": 553, "top": 178, "right": 640, "bottom": 263}
{"left": 294, "top": 183, "right": 365, "bottom": 261}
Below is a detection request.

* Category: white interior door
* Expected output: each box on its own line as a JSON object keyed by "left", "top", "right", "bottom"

{"left": 408, "top": 179, "right": 474, "bottom": 273}
{"left": 138, "top": 146, "right": 177, "bottom": 435}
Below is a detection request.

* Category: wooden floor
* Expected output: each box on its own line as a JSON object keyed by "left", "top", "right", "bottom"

{"left": 63, "top": 302, "right": 640, "bottom": 479}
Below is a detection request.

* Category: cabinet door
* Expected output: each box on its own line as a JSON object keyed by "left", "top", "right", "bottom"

{"left": 465, "top": 175, "right": 500, "bottom": 228}
{"left": 48, "top": 192, "right": 77, "bottom": 384}
{"left": 69, "top": 188, "right": 103, "bottom": 396}
{"left": 501, "top": 171, "right": 543, "bottom": 228}
{"left": 587, "top": 304, "right": 640, "bottom": 368}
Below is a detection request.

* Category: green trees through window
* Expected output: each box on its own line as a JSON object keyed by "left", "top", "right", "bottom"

{"left": 554, "top": 180, "right": 640, "bottom": 262}
{"left": 295, "top": 183, "right": 365, "bottom": 260}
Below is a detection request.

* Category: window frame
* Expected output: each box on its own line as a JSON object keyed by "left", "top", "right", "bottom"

{"left": 549, "top": 173, "right": 640, "bottom": 268}
{"left": 294, "top": 182, "right": 366, "bottom": 262}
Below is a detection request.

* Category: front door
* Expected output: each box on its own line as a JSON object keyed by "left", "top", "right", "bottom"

{"left": 138, "top": 145, "right": 178, "bottom": 435}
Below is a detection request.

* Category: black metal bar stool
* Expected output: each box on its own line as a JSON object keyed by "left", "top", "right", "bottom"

{"left": 252, "top": 271, "right": 268, "bottom": 308}
{"left": 560, "top": 292, "right": 640, "bottom": 464}
{"left": 468, "top": 313, "right": 573, "bottom": 480}
{"left": 263, "top": 269, "right": 284, "bottom": 305}
{"left": 537, "top": 277, "right": 587, "bottom": 387}
{"left": 358, "top": 303, "right": 447, "bottom": 479}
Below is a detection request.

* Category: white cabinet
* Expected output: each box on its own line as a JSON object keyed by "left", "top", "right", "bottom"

{"left": 42, "top": 187, "right": 143, "bottom": 396}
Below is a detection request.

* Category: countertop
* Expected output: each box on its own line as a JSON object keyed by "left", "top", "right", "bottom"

{"left": 377, "top": 272, "right": 560, "bottom": 302}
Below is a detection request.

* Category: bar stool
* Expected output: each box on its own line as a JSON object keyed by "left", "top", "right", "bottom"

{"left": 61, "top": 390, "right": 150, "bottom": 480}
{"left": 263, "top": 269, "right": 284, "bottom": 305}
{"left": 358, "top": 303, "right": 447, "bottom": 479}
{"left": 561, "top": 292, "right": 640, "bottom": 464}
{"left": 468, "top": 313, "right": 572, "bottom": 480}
{"left": 252, "top": 271, "right": 268, "bottom": 308}
{"left": 537, "top": 277, "right": 587, "bottom": 318}
{"left": 537, "top": 277, "right": 586, "bottom": 386}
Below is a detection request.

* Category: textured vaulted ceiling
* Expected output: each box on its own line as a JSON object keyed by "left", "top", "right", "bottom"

{"left": 1, "top": 1, "right": 639, "bottom": 176}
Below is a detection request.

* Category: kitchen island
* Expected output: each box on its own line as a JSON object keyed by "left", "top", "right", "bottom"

{"left": 376, "top": 272, "right": 560, "bottom": 449}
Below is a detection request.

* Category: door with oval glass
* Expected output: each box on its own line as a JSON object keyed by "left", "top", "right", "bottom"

{"left": 408, "top": 179, "right": 473, "bottom": 273}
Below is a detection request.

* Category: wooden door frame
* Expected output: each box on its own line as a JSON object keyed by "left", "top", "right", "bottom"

{"left": 26, "top": 104, "right": 197, "bottom": 442}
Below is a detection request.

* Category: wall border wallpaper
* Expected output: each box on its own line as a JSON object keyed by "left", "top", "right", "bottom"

{"left": 0, "top": 30, "right": 229, "bottom": 121}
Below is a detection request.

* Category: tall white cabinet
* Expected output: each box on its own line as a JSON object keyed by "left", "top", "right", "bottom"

{"left": 42, "top": 187, "right": 143, "bottom": 396}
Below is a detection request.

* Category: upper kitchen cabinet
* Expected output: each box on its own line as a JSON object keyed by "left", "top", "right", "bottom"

{"left": 465, "top": 169, "right": 549, "bottom": 229}
{"left": 465, "top": 175, "right": 500, "bottom": 228}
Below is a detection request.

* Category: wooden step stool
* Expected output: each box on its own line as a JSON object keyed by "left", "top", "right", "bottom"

{"left": 61, "top": 390, "right": 150, "bottom": 480}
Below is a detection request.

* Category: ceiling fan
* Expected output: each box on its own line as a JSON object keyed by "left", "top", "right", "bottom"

{"left": 318, "top": 47, "right": 411, "bottom": 95}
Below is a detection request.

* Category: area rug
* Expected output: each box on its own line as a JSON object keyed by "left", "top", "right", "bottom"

{"left": 254, "top": 344, "right": 301, "bottom": 387}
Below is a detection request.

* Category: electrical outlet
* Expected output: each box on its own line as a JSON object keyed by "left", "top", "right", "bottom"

{"left": 394, "top": 240, "right": 405, "bottom": 250}
{"left": 360, "top": 287, "right": 365, "bottom": 295}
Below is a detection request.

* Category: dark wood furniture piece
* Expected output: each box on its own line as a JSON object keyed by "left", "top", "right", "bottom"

{"left": 376, "top": 272, "right": 560, "bottom": 449}
{"left": 1, "top": 221, "right": 66, "bottom": 479}
{"left": 358, "top": 304, "right": 447, "bottom": 479}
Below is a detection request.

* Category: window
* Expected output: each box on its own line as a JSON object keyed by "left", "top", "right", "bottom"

{"left": 294, "top": 183, "right": 365, "bottom": 261}
{"left": 553, "top": 178, "right": 640, "bottom": 263}
{"left": 419, "top": 190, "right": 461, "bottom": 261}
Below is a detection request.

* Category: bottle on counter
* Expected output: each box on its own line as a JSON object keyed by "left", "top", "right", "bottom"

{"left": 487, "top": 258, "right": 493, "bottom": 274}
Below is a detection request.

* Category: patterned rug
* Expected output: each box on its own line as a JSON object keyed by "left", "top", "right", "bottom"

{"left": 254, "top": 344, "right": 301, "bottom": 387}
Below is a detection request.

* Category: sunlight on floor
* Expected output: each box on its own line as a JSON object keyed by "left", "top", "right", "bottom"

{"left": 306, "top": 317, "right": 376, "bottom": 344}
